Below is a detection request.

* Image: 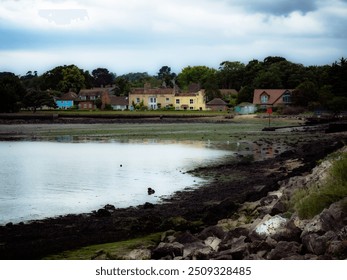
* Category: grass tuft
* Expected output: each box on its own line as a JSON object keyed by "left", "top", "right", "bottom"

{"left": 292, "top": 150, "right": 347, "bottom": 219}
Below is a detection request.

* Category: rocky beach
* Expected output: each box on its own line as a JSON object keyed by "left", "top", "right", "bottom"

{"left": 0, "top": 116, "right": 346, "bottom": 260}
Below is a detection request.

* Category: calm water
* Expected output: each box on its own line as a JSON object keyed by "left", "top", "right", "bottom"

{"left": 0, "top": 141, "right": 231, "bottom": 224}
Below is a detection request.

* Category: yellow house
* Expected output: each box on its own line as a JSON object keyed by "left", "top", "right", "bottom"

{"left": 129, "top": 87, "right": 206, "bottom": 111}
{"left": 129, "top": 88, "right": 175, "bottom": 110}
{"left": 173, "top": 91, "right": 206, "bottom": 111}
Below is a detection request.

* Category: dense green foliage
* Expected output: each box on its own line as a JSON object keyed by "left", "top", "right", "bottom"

{"left": 0, "top": 56, "right": 346, "bottom": 112}
{"left": 0, "top": 72, "right": 26, "bottom": 112}
{"left": 22, "top": 89, "right": 56, "bottom": 112}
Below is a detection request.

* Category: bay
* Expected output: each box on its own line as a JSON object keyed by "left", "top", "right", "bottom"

{"left": 0, "top": 141, "right": 230, "bottom": 224}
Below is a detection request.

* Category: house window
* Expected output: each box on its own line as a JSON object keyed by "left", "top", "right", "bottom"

{"left": 282, "top": 93, "right": 292, "bottom": 103}
{"left": 149, "top": 97, "right": 156, "bottom": 103}
{"left": 83, "top": 104, "right": 87, "bottom": 109}
{"left": 190, "top": 99, "right": 194, "bottom": 104}
{"left": 81, "top": 96, "right": 86, "bottom": 100}
{"left": 136, "top": 98, "right": 140, "bottom": 103}
{"left": 190, "top": 107, "right": 194, "bottom": 110}
{"left": 176, "top": 99, "right": 180, "bottom": 104}
{"left": 166, "top": 98, "right": 170, "bottom": 102}
{"left": 261, "top": 94, "right": 269, "bottom": 104}
{"left": 90, "top": 96, "right": 96, "bottom": 100}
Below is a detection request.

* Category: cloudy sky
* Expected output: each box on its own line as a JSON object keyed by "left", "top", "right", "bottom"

{"left": 0, "top": 0, "right": 346, "bottom": 75}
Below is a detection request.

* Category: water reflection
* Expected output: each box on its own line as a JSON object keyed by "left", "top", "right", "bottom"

{"left": 0, "top": 141, "right": 230, "bottom": 224}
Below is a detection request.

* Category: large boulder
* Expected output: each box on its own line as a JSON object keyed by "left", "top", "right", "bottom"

{"left": 250, "top": 215, "right": 287, "bottom": 240}
{"left": 152, "top": 242, "right": 184, "bottom": 259}
{"left": 302, "top": 231, "right": 338, "bottom": 256}
{"left": 198, "top": 225, "right": 226, "bottom": 240}
{"left": 126, "top": 249, "right": 152, "bottom": 260}
{"left": 325, "top": 240, "right": 347, "bottom": 259}
{"left": 217, "top": 236, "right": 249, "bottom": 260}
{"left": 301, "top": 198, "right": 347, "bottom": 241}
{"left": 183, "top": 242, "right": 213, "bottom": 260}
{"left": 271, "top": 218, "right": 302, "bottom": 242}
{"left": 174, "top": 231, "right": 201, "bottom": 244}
{"left": 267, "top": 241, "right": 302, "bottom": 260}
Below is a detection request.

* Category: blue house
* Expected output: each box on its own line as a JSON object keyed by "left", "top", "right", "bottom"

{"left": 235, "top": 102, "right": 256, "bottom": 115}
{"left": 56, "top": 92, "right": 78, "bottom": 109}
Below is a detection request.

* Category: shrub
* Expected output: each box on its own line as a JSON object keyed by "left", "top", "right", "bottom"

{"left": 280, "top": 106, "right": 306, "bottom": 115}
{"left": 292, "top": 151, "right": 347, "bottom": 219}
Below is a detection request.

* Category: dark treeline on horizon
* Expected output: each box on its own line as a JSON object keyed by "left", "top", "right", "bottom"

{"left": 0, "top": 56, "right": 346, "bottom": 113}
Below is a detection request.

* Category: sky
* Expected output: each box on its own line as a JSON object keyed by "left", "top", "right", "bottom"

{"left": 0, "top": 0, "right": 346, "bottom": 76}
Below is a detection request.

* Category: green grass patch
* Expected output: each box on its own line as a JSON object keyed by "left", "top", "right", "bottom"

{"left": 291, "top": 150, "right": 347, "bottom": 219}
{"left": 20, "top": 109, "right": 227, "bottom": 117}
{"left": 43, "top": 232, "right": 162, "bottom": 260}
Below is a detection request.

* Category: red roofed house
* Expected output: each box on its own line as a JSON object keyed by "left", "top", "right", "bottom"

{"left": 78, "top": 88, "right": 113, "bottom": 110}
{"left": 253, "top": 89, "right": 293, "bottom": 108}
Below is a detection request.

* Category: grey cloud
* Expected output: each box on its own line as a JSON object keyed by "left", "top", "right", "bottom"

{"left": 38, "top": 9, "right": 89, "bottom": 26}
{"left": 225, "top": 0, "right": 318, "bottom": 15}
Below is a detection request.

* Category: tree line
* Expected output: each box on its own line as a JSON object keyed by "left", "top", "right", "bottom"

{"left": 0, "top": 56, "right": 346, "bottom": 113}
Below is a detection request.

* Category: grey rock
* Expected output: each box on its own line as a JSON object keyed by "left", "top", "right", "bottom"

{"left": 126, "top": 249, "right": 152, "bottom": 260}
{"left": 198, "top": 225, "right": 226, "bottom": 240}
{"left": 174, "top": 231, "right": 201, "bottom": 244}
{"left": 204, "top": 236, "right": 222, "bottom": 251}
{"left": 152, "top": 242, "right": 184, "bottom": 259}
{"left": 325, "top": 240, "right": 347, "bottom": 259}
{"left": 267, "top": 241, "right": 302, "bottom": 260}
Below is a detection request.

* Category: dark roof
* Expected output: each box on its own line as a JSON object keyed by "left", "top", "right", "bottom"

{"left": 79, "top": 88, "right": 111, "bottom": 96}
{"left": 130, "top": 88, "right": 175, "bottom": 95}
{"left": 220, "top": 89, "right": 238, "bottom": 96}
{"left": 207, "top": 98, "right": 227, "bottom": 106}
{"left": 109, "top": 96, "right": 128, "bottom": 106}
{"left": 57, "top": 92, "right": 78, "bottom": 100}
{"left": 175, "top": 92, "right": 199, "bottom": 97}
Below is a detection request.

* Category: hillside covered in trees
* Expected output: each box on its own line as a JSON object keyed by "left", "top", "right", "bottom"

{"left": 0, "top": 56, "right": 346, "bottom": 113}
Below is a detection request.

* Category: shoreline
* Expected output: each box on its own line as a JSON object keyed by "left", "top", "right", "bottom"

{"left": 0, "top": 120, "right": 346, "bottom": 259}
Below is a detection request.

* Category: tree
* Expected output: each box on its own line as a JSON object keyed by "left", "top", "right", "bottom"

{"left": 218, "top": 61, "right": 245, "bottom": 90}
{"left": 114, "top": 76, "right": 131, "bottom": 96}
{"left": 58, "top": 65, "right": 86, "bottom": 93}
{"left": 327, "top": 96, "right": 347, "bottom": 115}
{"left": 237, "top": 86, "right": 254, "bottom": 103}
{"left": 0, "top": 72, "right": 26, "bottom": 113}
{"left": 22, "top": 89, "right": 56, "bottom": 112}
{"left": 203, "top": 73, "right": 221, "bottom": 102}
{"left": 41, "top": 65, "right": 86, "bottom": 93}
{"left": 318, "top": 85, "right": 334, "bottom": 108}
{"left": 120, "top": 72, "right": 159, "bottom": 88}
{"left": 329, "top": 57, "right": 347, "bottom": 96}
{"left": 253, "top": 70, "right": 283, "bottom": 89}
{"left": 177, "top": 66, "right": 216, "bottom": 89}
{"left": 157, "top": 66, "right": 177, "bottom": 88}
{"left": 82, "top": 70, "right": 94, "bottom": 89}
{"left": 92, "top": 68, "right": 115, "bottom": 87}
{"left": 20, "top": 71, "right": 42, "bottom": 90}
{"left": 263, "top": 56, "right": 287, "bottom": 67}
{"left": 95, "top": 98, "right": 102, "bottom": 110}
{"left": 292, "top": 81, "right": 318, "bottom": 107}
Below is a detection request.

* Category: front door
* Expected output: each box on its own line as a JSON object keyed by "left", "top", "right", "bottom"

{"left": 148, "top": 97, "right": 157, "bottom": 109}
